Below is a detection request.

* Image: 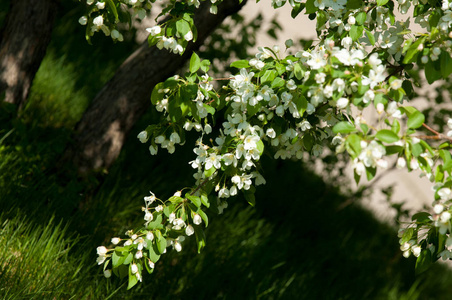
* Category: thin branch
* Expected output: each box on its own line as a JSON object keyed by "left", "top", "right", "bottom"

{"left": 190, "top": 178, "right": 210, "bottom": 196}
{"left": 422, "top": 123, "right": 441, "bottom": 136}
{"left": 420, "top": 123, "right": 452, "bottom": 142}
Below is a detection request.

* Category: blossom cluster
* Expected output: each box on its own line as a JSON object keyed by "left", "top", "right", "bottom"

{"left": 79, "top": 0, "right": 222, "bottom": 46}
{"left": 94, "top": 0, "right": 452, "bottom": 287}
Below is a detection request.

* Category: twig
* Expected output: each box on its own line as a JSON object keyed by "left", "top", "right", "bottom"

{"left": 190, "top": 178, "right": 210, "bottom": 196}
{"left": 422, "top": 123, "right": 440, "bottom": 136}
{"left": 420, "top": 123, "right": 452, "bottom": 142}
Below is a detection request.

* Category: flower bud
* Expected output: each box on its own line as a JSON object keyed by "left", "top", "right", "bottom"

{"left": 185, "top": 225, "right": 194, "bottom": 236}
{"left": 131, "top": 263, "right": 138, "bottom": 274}
{"left": 97, "top": 246, "right": 108, "bottom": 255}
{"left": 78, "top": 16, "right": 88, "bottom": 25}
{"left": 193, "top": 213, "right": 202, "bottom": 225}
{"left": 137, "top": 131, "right": 148, "bottom": 143}
{"left": 285, "top": 39, "right": 293, "bottom": 48}
{"left": 434, "top": 204, "right": 444, "bottom": 214}
{"left": 336, "top": 97, "right": 349, "bottom": 109}
{"left": 396, "top": 157, "right": 406, "bottom": 169}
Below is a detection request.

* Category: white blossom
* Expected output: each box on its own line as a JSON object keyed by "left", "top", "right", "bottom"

{"left": 193, "top": 213, "right": 202, "bottom": 225}
{"left": 185, "top": 225, "right": 195, "bottom": 236}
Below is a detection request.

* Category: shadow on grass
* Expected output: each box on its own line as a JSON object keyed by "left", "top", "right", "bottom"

{"left": 2, "top": 99, "right": 452, "bottom": 300}
{"left": 105, "top": 155, "right": 452, "bottom": 300}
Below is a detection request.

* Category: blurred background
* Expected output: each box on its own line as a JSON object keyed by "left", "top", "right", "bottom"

{"left": 1, "top": 1, "right": 452, "bottom": 299}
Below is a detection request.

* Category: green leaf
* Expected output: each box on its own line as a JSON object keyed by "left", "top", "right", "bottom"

{"left": 391, "top": 119, "right": 400, "bottom": 134}
{"left": 377, "top": 0, "right": 389, "bottom": 5}
{"left": 355, "top": 12, "right": 367, "bottom": 25}
{"left": 291, "top": 2, "right": 304, "bottom": 18}
{"left": 244, "top": 190, "right": 256, "bottom": 207}
{"left": 373, "top": 93, "right": 387, "bottom": 107}
{"left": 385, "top": 145, "right": 403, "bottom": 155}
{"left": 365, "top": 29, "right": 375, "bottom": 45}
{"left": 155, "top": 230, "right": 167, "bottom": 254}
{"left": 402, "top": 80, "right": 414, "bottom": 98}
{"left": 376, "top": 129, "right": 399, "bottom": 143}
{"left": 147, "top": 214, "right": 163, "bottom": 230}
{"left": 401, "top": 106, "right": 417, "bottom": 116}
{"left": 186, "top": 193, "right": 201, "bottom": 207}
{"left": 194, "top": 226, "right": 206, "bottom": 253}
{"left": 261, "top": 70, "right": 277, "bottom": 84}
{"left": 197, "top": 209, "right": 209, "bottom": 227}
{"left": 271, "top": 77, "right": 285, "bottom": 89}
{"left": 204, "top": 104, "right": 215, "bottom": 115}
{"left": 305, "top": 0, "right": 317, "bottom": 14}
{"left": 439, "top": 142, "right": 450, "bottom": 149}
{"left": 105, "top": 0, "right": 119, "bottom": 21}
{"left": 354, "top": 170, "right": 361, "bottom": 185}
{"left": 411, "top": 142, "right": 423, "bottom": 157}
{"left": 293, "top": 94, "right": 307, "bottom": 117}
{"left": 415, "top": 249, "right": 432, "bottom": 275}
{"left": 230, "top": 60, "right": 250, "bottom": 69}
{"left": 403, "top": 37, "right": 426, "bottom": 64}
{"left": 189, "top": 52, "right": 201, "bottom": 73}
{"left": 168, "top": 99, "right": 182, "bottom": 122}
{"left": 123, "top": 252, "right": 133, "bottom": 265}
{"left": 440, "top": 149, "right": 452, "bottom": 171}
{"left": 293, "top": 63, "right": 304, "bottom": 80}
{"left": 204, "top": 166, "right": 216, "bottom": 178}
{"left": 200, "top": 60, "right": 211, "bottom": 73}
{"left": 151, "top": 82, "right": 165, "bottom": 105}
{"left": 117, "top": 264, "right": 128, "bottom": 279}
{"left": 256, "top": 139, "right": 264, "bottom": 155}
{"left": 333, "top": 121, "right": 356, "bottom": 134}
{"left": 176, "top": 19, "right": 190, "bottom": 37}
{"left": 412, "top": 212, "right": 431, "bottom": 223}
{"left": 247, "top": 102, "right": 261, "bottom": 117}
{"left": 144, "top": 260, "right": 154, "bottom": 275}
{"left": 303, "top": 133, "right": 314, "bottom": 151}
{"left": 400, "top": 227, "right": 414, "bottom": 245}
{"left": 168, "top": 195, "right": 183, "bottom": 204}
{"left": 435, "top": 165, "right": 445, "bottom": 183}
{"left": 425, "top": 61, "right": 442, "bottom": 84}
{"left": 349, "top": 25, "right": 364, "bottom": 41}
{"left": 355, "top": 11, "right": 367, "bottom": 25}
{"left": 347, "top": 0, "right": 363, "bottom": 9}
{"left": 127, "top": 266, "right": 139, "bottom": 290}
{"left": 200, "top": 192, "right": 210, "bottom": 208}
{"left": 366, "top": 166, "right": 377, "bottom": 181}
{"left": 440, "top": 51, "right": 452, "bottom": 78}
{"left": 407, "top": 111, "right": 425, "bottom": 129}
{"left": 148, "top": 242, "right": 161, "bottom": 263}
{"left": 347, "top": 134, "right": 361, "bottom": 157}
{"left": 112, "top": 251, "right": 126, "bottom": 268}
{"left": 439, "top": 230, "right": 446, "bottom": 255}
{"left": 360, "top": 124, "right": 369, "bottom": 134}
{"left": 275, "top": 62, "right": 286, "bottom": 75}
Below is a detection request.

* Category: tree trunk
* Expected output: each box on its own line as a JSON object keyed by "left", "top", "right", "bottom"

{"left": 65, "top": 0, "right": 246, "bottom": 175}
{"left": 0, "top": 0, "right": 57, "bottom": 110}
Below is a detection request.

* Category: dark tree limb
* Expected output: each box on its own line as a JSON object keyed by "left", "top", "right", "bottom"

{"left": 64, "top": 0, "right": 247, "bottom": 175}
{"left": 0, "top": 0, "right": 57, "bottom": 110}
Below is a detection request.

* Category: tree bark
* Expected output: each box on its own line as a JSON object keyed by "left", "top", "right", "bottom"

{"left": 0, "top": 0, "right": 57, "bottom": 110}
{"left": 65, "top": 0, "right": 247, "bottom": 175}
